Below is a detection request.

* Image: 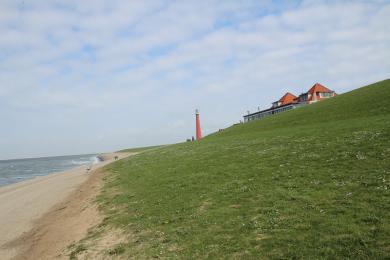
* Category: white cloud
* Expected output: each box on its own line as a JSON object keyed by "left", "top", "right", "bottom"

{"left": 0, "top": 0, "right": 389, "bottom": 159}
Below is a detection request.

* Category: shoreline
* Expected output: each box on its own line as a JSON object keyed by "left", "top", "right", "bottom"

{"left": 0, "top": 152, "right": 132, "bottom": 259}
{"left": 0, "top": 154, "right": 102, "bottom": 188}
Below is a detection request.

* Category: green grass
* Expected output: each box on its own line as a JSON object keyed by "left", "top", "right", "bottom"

{"left": 69, "top": 244, "right": 87, "bottom": 260}
{"left": 117, "top": 145, "right": 166, "bottom": 153}
{"left": 98, "top": 79, "right": 390, "bottom": 259}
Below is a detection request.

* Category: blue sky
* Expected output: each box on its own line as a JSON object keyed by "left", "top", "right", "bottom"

{"left": 0, "top": 0, "right": 389, "bottom": 159}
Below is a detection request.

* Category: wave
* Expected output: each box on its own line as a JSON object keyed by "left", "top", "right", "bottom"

{"left": 0, "top": 154, "right": 103, "bottom": 187}
{"left": 69, "top": 156, "right": 101, "bottom": 166}
{"left": 91, "top": 156, "right": 102, "bottom": 164}
{"left": 70, "top": 160, "right": 92, "bottom": 165}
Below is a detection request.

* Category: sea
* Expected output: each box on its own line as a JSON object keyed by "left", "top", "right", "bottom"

{"left": 0, "top": 154, "right": 101, "bottom": 187}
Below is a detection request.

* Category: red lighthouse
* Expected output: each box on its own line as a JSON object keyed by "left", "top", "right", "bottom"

{"left": 195, "top": 109, "right": 202, "bottom": 140}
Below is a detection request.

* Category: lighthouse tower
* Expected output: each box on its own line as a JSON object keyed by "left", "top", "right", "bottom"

{"left": 195, "top": 109, "right": 202, "bottom": 140}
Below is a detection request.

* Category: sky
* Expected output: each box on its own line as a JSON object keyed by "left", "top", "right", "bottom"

{"left": 0, "top": 0, "right": 389, "bottom": 159}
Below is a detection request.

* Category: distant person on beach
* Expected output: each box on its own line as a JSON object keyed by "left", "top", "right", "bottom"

{"left": 86, "top": 165, "right": 91, "bottom": 173}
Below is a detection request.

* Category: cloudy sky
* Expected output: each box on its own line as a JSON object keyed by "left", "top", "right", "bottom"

{"left": 0, "top": 0, "right": 389, "bottom": 159}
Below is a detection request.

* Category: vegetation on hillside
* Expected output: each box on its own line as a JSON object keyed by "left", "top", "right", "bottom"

{"left": 79, "top": 80, "right": 390, "bottom": 259}
{"left": 118, "top": 145, "right": 166, "bottom": 154}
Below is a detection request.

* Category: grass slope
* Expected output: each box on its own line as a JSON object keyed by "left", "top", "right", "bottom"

{"left": 99, "top": 80, "right": 390, "bottom": 259}
{"left": 118, "top": 145, "right": 166, "bottom": 153}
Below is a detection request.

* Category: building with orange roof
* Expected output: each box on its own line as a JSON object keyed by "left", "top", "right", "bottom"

{"left": 272, "top": 92, "right": 297, "bottom": 108}
{"left": 295, "top": 83, "right": 336, "bottom": 104}
{"left": 243, "top": 83, "right": 336, "bottom": 123}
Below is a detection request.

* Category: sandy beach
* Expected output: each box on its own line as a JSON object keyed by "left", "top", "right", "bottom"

{"left": 0, "top": 152, "right": 132, "bottom": 259}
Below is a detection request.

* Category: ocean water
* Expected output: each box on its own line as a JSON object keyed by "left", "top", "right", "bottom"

{"left": 0, "top": 154, "right": 101, "bottom": 187}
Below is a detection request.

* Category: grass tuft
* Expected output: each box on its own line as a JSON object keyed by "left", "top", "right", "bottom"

{"left": 69, "top": 244, "right": 87, "bottom": 260}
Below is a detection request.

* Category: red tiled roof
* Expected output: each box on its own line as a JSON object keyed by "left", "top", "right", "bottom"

{"left": 278, "top": 92, "right": 297, "bottom": 105}
{"left": 307, "top": 83, "right": 334, "bottom": 102}
{"left": 307, "top": 83, "right": 332, "bottom": 94}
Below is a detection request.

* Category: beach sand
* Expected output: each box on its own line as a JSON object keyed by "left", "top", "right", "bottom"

{"left": 0, "top": 152, "right": 132, "bottom": 259}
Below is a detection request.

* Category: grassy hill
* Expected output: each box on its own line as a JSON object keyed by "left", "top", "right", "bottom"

{"left": 86, "top": 80, "right": 389, "bottom": 259}
{"left": 117, "top": 145, "right": 166, "bottom": 154}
